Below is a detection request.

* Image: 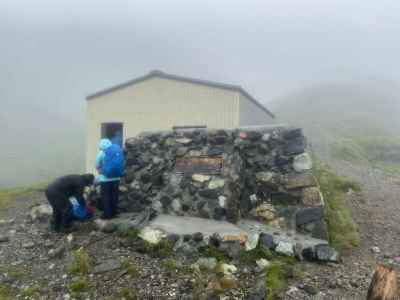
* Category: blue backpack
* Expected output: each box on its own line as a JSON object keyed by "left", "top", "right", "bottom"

{"left": 102, "top": 144, "right": 124, "bottom": 178}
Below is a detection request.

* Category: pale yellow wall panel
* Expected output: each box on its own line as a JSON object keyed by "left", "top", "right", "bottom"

{"left": 86, "top": 77, "right": 240, "bottom": 172}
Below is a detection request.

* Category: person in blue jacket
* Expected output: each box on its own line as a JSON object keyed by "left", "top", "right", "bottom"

{"left": 95, "top": 139, "right": 121, "bottom": 219}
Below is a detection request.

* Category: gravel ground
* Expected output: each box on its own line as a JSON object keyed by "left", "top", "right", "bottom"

{"left": 1, "top": 160, "right": 400, "bottom": 299}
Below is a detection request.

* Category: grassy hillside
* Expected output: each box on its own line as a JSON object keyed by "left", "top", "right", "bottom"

{"left": 270, "top": 80, "right": 400, "bottom": 171}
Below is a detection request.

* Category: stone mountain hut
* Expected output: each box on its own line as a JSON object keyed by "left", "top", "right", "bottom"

{"left": 85, "top": 70, "right": 275, "bottom": 171}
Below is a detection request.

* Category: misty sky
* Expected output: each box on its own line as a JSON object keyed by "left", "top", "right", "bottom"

{"left": 2, "top": 0, "right": 400, "bottom": 125}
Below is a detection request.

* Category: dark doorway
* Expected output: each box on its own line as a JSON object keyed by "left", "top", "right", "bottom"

{"left": 101, "top": 122, "right": 123, "bottom": 147}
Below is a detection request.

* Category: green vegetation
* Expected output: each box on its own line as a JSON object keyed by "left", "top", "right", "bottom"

{"left": 121, "top": 259, "right": 138, "bottom": 277}
{"left": 118, "top": 228, "right": 140, "bottom": 240}
{"left": 238, "top": 246, "right": 273, "bottom": 265}
{"left": 162, "top": 259, "right": 178, "bottom": 273}
{"left": 69, "top": 276, "right": 89, "bottom": 298}
{"left": 332, "top": 136, "right": 400, "bottom": 175}
{"left": 198, "top": 245, "right": 229, "bottom": 262}
{"left": 265, "top": 261, "right": 293, "bottom": 300}
{"left": 0, "top": 285, "right": 11, "bottom": 300}
{"left": 69, "top": 249, "right": 91, "bottom": 276}
{"left": 0, "top": 183, "right": 47, "bottom": 209}
{"left": 21, "top": 285, "right": 41, "bottom": 298}
{"left": 0, "top": 266, "right": 25, "bottom": 280}
{"left": 314, "top": 161, "right": 360, "bottom": 252}
{"left": 137, "top": 239, "right": 174, "bottom": 258}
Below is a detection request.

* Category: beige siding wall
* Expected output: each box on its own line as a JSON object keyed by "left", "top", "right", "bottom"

{"left": 86, "top": 77, "right": 240, "bottom": 171}
{"left": 239, "top": 94, "right": 274, "bottom": 126}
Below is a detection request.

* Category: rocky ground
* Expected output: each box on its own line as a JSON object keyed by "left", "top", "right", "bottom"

{"left": 1, "top": 159, "right": 400, "bottom": 299}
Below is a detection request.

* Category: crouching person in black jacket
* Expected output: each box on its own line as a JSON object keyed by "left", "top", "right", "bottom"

{"left": 45, "top": 174, "right": 94, "bottom": 232}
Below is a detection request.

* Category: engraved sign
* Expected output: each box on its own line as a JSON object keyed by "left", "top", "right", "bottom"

{"left": 175, "top": 156, "right": 223, "bottom": 175}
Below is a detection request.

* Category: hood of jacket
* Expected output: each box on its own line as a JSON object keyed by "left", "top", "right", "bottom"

{"left": 99, "top": 138, "right": 112, "bottom": 151}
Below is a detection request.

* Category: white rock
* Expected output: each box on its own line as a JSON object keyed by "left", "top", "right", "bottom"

{"left": 175, "top": 138, "right": 192, "bottom": 144}
{"left": 208, "top": 178, "right": 225, "bottom": 190}
{"left": 256, "top": 258, "right": 271, "bottom": 270}
{"left": 49, "top": 263, "right": 55, "bottom": 270}
{"left": 66, "top": 234, "right": 74, "bottom": 244}
{"left": 262, "top": 133, "right": 271, "bottom": 141}
{"left": 245, "top": 233, "right": 259, "bottom": 251}
{"left": 192, "top": 174, "right": 211, "bottom": 183}
{"left": 63, "top": 293, "right": 70, "bottom": 300}
{"left": 249, "top": 194, "right": 258, "bottom": 204}
{"left": 371, "top": 246, "right": 381, "bottom": 254}
{"left": 275, "top": 241, "right": 294, "bottom": 256}
{"left": 218, "top": 196, "right": 227, "bottom": 208}
{"left": 171, "top": 199, "right": 181, "bottom": 212}
{"left": 152, "top": 201, "right": 163, "bottom": 213}
{"left": 220, "top": 263, "right": 237, "bottom": 275}
{"left": 293, "top": 153, "right": 313, "bottom": 172}
{"left": 29, "top": 204, "right": 53, "bottom": 222}
{"left": 138, "top": 227, "right": 166, "bottom": 244}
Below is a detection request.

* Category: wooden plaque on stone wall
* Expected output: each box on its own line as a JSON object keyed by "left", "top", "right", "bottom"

{"left": 175, "top": 156, "right": 223, "bottom": 175}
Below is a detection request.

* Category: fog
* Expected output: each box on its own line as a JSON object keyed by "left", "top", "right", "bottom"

{"left": 2, "top": 0, "right": 400, "bottom": 187}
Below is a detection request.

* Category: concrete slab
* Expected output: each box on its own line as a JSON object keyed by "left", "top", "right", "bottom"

{"left": 147, "top": 214, "right": 328, "bottom": 249}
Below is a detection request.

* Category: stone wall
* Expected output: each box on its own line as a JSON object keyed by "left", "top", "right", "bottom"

{"left": 119, "top": 126, "right": 327, "bottom": 240}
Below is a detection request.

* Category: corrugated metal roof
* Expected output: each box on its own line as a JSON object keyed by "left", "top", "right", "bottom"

{"left": 86, "top": 70, "right": 275, "bottom": 118}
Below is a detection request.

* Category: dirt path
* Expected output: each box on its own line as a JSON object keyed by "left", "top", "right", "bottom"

{"left": 284, "top": 160, "right": 400, "bottom": 300}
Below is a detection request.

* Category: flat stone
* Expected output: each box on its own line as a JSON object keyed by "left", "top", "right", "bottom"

{"left": 275, "top": 241, "right": 294, "bottom": 256}
{"left": 302, "top": 187, "right": 324, "bottom": 206}
{"left": 0, "top": 235, "right": 9, "bottom": 243}
{"left": 29, "top": 204, "right": 53, "bottom": 222}
{"left": 48, "top": 245, "right": 66, "bottom": 259}
{"left": 176, "top": 147, "right": 188, "bottom": 156}
{"left": 315, "top": 244, "right": 339, "bottom": 262}
{"left": 256, "top": 172, "right": 274, "bottom": 183}
{"left": 191, "top": 174, "right": 211, "bottom": 183}
{"left": 175, "top": 138, "right": 192, "bottom": 145}
{"left": 171, "top": 198, "right": 181, "bottom": 212}
{"left": 245, "top": 233, "right": 259, "bottom": 251}
{"left": 93, "top": 259, "right": 122, "bottom": 274}
{"left": 23, "top": 242, "right": 35, "bottom": 249}
{"left": 192, "top": 232, "right": 204, "bottom": 242}
{"left": 208, "top": 178, "right": 225, "bottom": 190}
{"left": 285, "top": 173, "right": 317, "bottom": 189}
{"left": 296, "top": 207, "right": 324, "bottom": 226}
{"left": 293, "top": 153, "right": 313, "bottom": 172}
{"left": 251, "top": 203, "right": 276, "bottom": 222}
{"left": 258, "top": 233, "right": 276, "bottom": 250}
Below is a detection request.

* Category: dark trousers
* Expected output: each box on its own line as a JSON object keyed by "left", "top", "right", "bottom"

{"left": 100, "top": 180, "right": 120, "bottom": 219}
{"left": 45, "top": 190, "right": 73, "bottom": 232}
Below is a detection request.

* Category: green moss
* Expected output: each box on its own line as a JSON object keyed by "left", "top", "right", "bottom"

{"left": 21, "top": 285, "right": 40, "bottom": 298}
{"left": 162, "top": 259, "right": 178, "bottom": 273}
{"left": 0, "top": 285, "right": 11, "bottom": 300}
{"left": 69, "top": 276, "right": 89, "bottom": 297}
{"left": 314, "top": 161, "right": 360, "bottom": 252}
{"left": 117, "top": 288, "right": 138, "bottom": 300}
{"left": 0, "top": 266, "right": 25, "bottom": 280}
{"left": 136, "top": 239, "right": 173, "bottom": 258}
{"left": 238, "top": 246, "right": 273, "bottom": 265}
{"left": 198, "top": 245, "right": 229, "bottom": 262}
{"left": 265, "top": 262, "right": 291, "bottom": 300}
{"left": 121, "top": 259, "right": 138, "bottom": 277}
{"left": 118, "top": 228, "right": 140, "bottom": 241}
{"left": 69, "top": 249, "right": 90, "bottom": 276}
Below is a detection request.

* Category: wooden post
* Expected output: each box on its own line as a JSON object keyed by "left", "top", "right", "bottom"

{"left": 367, "top": 264, "right": 398, "bottom": 300}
